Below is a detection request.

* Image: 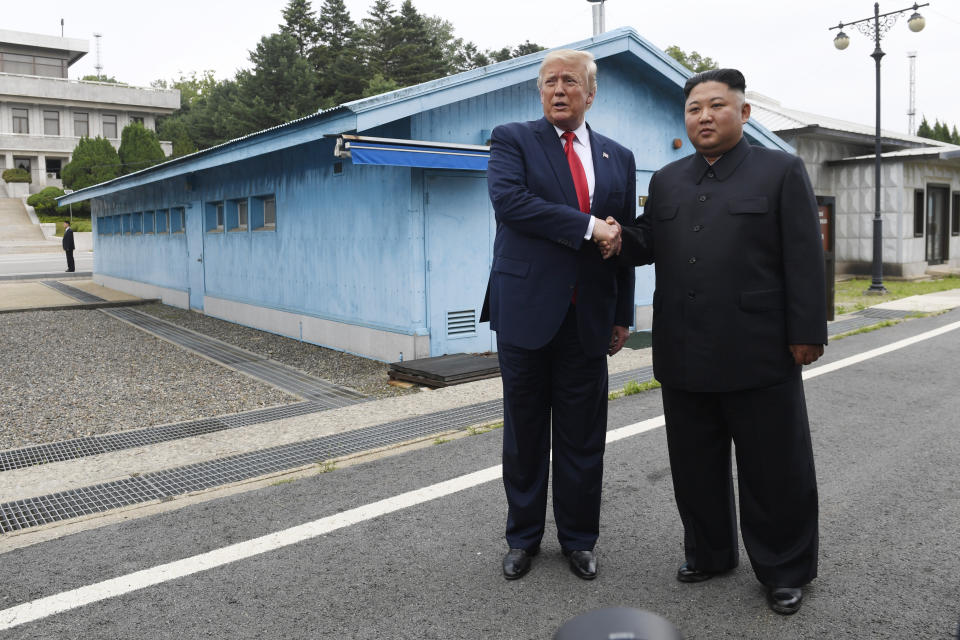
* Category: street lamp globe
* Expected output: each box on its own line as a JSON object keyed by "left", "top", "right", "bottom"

{"left": 908, "top": 11, "right": 926, "bottom": 32}
{"left": 833, "top": 30, "right": 851, "bottom": 49}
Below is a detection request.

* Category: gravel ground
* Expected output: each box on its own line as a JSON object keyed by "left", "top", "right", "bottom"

{"left": 137, "top": 303, "right": 410, "bottom": 399}
{"left": 0, "top": 304, "right": 409, "bottom": 451}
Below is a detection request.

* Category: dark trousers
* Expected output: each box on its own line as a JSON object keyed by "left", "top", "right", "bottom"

{"left": 661, "top": 371, "right": 818, "bottom": 587}
{"left": 497, "top": 306, "right": 608, "bottom": 552}
{"left": 65, "top": 250, "right": 75, "bottom": 272}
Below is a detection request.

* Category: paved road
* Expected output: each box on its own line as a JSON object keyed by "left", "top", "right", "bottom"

{"left": 0, "top": 251, "right": 92, "bottom": 277}
{"left": 2, "top": 310, "right": 960, "bottom": 639}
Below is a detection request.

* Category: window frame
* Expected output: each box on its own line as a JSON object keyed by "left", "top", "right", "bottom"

{"left": 156, "top": 209, "right": 169, "bottom": 235}
{"left": 205, "top": 201, "right": 225, "bottom": 233}
{"left": 913, "top": 189, "right": 925, "bottom": 238}
{"left": 251, "top": 194, "right": 277, "bottom": 231}
{"left": 12, "top": 107, "right": 29, "bottom": 134}
{"left": 143, "top": 210, "right": 155, "bottom": 235}
{"left": 102, "top": 114, "right": 118, "bottom": 139}
{"left": 73, "top": 112, "right": 89, "bottom": 137}
{"left": 170, "top": 207, "right": 186, "bottom": 234}
{"left": 43, "top": 110, "right": 60, "bottom": 136}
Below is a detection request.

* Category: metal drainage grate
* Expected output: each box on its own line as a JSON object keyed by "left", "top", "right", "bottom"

{"left": 609, "top": 366, "right": 655, "bottom": 391}
{"left": 0, "top": 399, "right": 506, "bottom": 533}
{"left": 857, "top": 308, "right": 915, "bottom": 320}
{"left": 101, "top": 307, "right": 366, "bottom": 407}
{"left": 0, "top": 401, "right": 329, "bottom": 473}
{"left": 41, "top": 280, "right": 107, "bottom": 303}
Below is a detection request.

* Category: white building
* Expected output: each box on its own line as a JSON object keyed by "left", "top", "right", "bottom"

{"left": 0, "top": 29, "right": 180, "bottom": 194}
{"left": 750, "top": 92, "right": 960, "bottom": 277}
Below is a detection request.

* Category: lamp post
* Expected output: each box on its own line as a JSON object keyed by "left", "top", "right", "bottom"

{"left": 830, "top": 2, "right": 928, "bottom": 295}
{"left": 587, "top": 0, "right": 606, "bottom": 36}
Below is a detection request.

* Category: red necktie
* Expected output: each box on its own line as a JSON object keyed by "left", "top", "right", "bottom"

{"left": 562, "top": 131, "right": 590, "bottom": 214}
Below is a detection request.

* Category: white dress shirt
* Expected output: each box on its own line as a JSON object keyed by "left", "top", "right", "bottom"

{"left": 553, "top": 122, "right": 596, "bottom": 240}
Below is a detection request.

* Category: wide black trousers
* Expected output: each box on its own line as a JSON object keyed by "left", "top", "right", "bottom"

{"left": 661, "top": 370, "right": 819, "bottom": 587}
{"left": 65, "top": 250, "right": 74, "bottom": 272}
{"left": 497, "top": 306, "right": 608, "bottom": 552}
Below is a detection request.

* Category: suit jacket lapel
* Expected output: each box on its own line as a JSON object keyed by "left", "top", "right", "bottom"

{"left": 534, "top": 117, "right": 579, "bottom": 208}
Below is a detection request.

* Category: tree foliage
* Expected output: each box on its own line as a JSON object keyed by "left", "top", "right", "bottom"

{"left": 62, "top": 137, "right": 121, "bottom": 190}
{"left": 151, "top": 0, "right": 542, "bottom": 152}
{"left": 26, "top": 187, "right": 67, "bottom": 216}
{"left": 916, "top": 116, "right": 960, "bottom": 144}
{"left": 665, "top": 46, "right": 719, "bottom": 73}
{"left": 118, "top": 122, "right": 167, "bottom": 174}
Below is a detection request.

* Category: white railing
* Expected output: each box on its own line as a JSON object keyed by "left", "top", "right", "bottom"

{"left": 0, "top": 71, "right": 178, "bottom": 95}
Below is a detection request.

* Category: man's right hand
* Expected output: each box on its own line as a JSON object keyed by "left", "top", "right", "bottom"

{"left": 592, "top": 217, "right": 621, "bottom": 259}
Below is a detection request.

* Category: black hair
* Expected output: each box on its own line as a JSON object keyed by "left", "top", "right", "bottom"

{"left": 683, "top": 68, "right": 746, "bottom": 99}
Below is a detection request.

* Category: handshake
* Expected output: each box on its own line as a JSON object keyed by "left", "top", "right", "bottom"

{"left": 591, "top": 216, "right": 622, "bottom": 260}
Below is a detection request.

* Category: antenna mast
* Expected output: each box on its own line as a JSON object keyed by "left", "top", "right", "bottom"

{"left": 93, "top": 33, "right": 103, "bottom": 79}
{"left": 907, "top": 51, "right": 917, "bottom": 134}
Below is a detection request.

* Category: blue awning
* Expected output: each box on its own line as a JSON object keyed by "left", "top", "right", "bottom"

{"left": 334, "top": 135, "right": 489, "bottom": 171}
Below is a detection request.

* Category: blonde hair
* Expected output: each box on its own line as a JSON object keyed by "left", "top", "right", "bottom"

{"left": 538, "top": 49, "right": 597, "bottom": 95}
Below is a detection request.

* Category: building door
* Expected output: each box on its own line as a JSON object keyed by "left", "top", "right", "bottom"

{"left": 185, "top": 201, "right": 205, "bottom": 310}
{"left": 926, "top": 185, "right": 950, "bottom": 265}
{"left": 424, "top": 172, "right": 494, "bottom": 356}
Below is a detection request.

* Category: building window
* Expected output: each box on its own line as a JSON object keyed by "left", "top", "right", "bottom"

{"left": 74, "top": 112, "right": 89, "bottom": 137}
{"left": 156, "top": 209, "right": 169, "bottom": 234}
{"left": 99, "top": 216, "right": 111, "bottom": 235}
{"left": 143, "top": 211, "right": 155, "bottom": 234}
{"left": 952, "top": 193, "right": 960, "bottom": 237}
{"left": 1, "top": 53, "right": 34, "bottom": 75}
{"left": 206, "top": 202, "right": 224, "bottom": 232}
{"left": 913, "top": 189, "right": 924, "bottom": 237}
{"left": 131, "top": 212, "right": 143, "bottom": 234}
{"left": 12, "top": 108, "right": 29, "bottom": 134}
{"left": 171, "top": 207, "right": 185, "bottom": 233}
{"left": 122, "top": 213, "right": 131, "bottom": 234}
{"left": 251, "top": 195, "right": 276, "bottom": 231}
{"left": 102, "top": 114, "right": 118, "bottom": 138}
{"left": 228, "top": 198, "right": 249, "bottom": 231}
{"left": 43, "top": 111, "right": 60, "bottom": 136}
{"left": 131, "top": 116, "right": 144, "bottom": 126}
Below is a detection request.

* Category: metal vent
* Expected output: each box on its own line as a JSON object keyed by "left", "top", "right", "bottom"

{"left": 446, "top": 309, "right": 476, "bottom": 338}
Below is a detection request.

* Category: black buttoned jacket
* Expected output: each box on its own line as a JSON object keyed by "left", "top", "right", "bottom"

{"left": 620, "top": 136, "right": 826, "bottom": 392}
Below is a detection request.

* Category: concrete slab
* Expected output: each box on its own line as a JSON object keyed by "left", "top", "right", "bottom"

{"left": 870, "top": 289, "right": 960, "bottom": 313}
{"left": 67, "top": 279, "right": 141, "bottom": 302}
{"left": 0, "top": 281, "right": 75, "bottom": 310}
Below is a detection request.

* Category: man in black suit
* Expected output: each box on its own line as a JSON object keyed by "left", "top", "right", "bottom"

{"left": 481, "top": 49, "right": 636, "bottom": 581}
{"left": 614, "top": 69, "right": 826, "bottom": 614}
{"left": 62, "top": 220, "right": 75, "bottom": 272}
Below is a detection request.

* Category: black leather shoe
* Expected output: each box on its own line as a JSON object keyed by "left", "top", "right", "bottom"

{"left": 676, "top": 562, "right": 716, "bottom": 583}
{"left": 502, "top": 547, "right": 538, "bottom": 580}
{"left": 563, "top": 549, "right": 598, "bottom": 580}
{"left": 767, "top": 586, "right": 803, "bottom": 615}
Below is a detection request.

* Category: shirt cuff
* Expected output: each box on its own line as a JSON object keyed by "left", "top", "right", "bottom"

{"left": 584, "top": 216, "right": 596, "bottom": 241}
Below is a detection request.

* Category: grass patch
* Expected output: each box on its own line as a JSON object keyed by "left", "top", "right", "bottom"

{"left": 467, "top": 421, "right": 503, "bottom": 436}
{"left": 270, "top": 477, "right": 296, "bottom": 486}
{"left": 609, "top": 378, "right": 661, "bottom": 400}
{"left": 317, "top": 460, "right": 336, "bottom": 473}
{"left": 835, "top": 276, "right": 960, "bottom": 315}
{"left": 433, "top": 436, "right": 450, "bottom": 445}
{"left": 37, "top": 216, "right": 93, "bottom": 234}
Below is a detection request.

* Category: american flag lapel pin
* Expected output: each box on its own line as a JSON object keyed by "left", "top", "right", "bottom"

{"left": 602, "top": 152, "right": 609, "bottom": 159}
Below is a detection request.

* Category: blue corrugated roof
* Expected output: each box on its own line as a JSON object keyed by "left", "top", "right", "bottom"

{"left": 59, "top": 26, "right": 790, "bottom": 205}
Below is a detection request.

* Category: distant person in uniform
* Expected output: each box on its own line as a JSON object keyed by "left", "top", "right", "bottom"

{"left": 62, "top": 220, "right": 75, "bottom": 272}
{"left": 481, "top": 49, "right": 635, "bottom": 581}
{"left": 612, "top": 68, "right": 826, "bottom": 615}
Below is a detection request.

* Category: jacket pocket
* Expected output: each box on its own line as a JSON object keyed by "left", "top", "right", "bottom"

{"left": 492, "top": 256, "right": 530, "bottom": 278}
{"left": 655, "top": 205, "right": 678, "bottom": 220}
{"left": 739, "top": 289, "right": 784, "bottom": 312}
{"left": 727, "top": 196, "right": 768, "bottom": 215}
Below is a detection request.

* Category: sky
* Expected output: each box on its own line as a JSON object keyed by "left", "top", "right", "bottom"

{"left": 9, "top": 0, "right": 959, "bottom": 136}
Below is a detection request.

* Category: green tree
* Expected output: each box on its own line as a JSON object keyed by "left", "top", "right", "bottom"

{"left": 62, "top": 137, "right": 121, "bottom": 190}
{"left": 952, "top": 125, "right": 960, "bottom": 145}
{"left": 390, "top": 0, "right": 448, "bottom": 86}
{"left": 118, "top": 122, "right": 167, "bottom": 174}
{"left": 916, "top": 116, "right": 960, "bottom": 144}
{"left": 26, "top": 186, "right": 66, "bottom": 216}
{"left": 665, "top": 45, "right": 719, "bottom": 72}
{"left": 916, "top": 115, "right": 933, "bottom": 138}
{"left": 360, "top": 0, "right": 401, "bottom": 80}
{"left": 314, "top": 0, "right": 366, "bottom": 104}
{"left": 232, "top": 33, "right": 319, "bottom": 134}
{"left": 81, "top": 74, "right": 122, "bottom": 83}
{"left": 280, "top": 0, "right": 319, "bottom": 56}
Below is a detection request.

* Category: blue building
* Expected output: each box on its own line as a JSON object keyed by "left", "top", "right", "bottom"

{"left": 59, "top": 28, "right": 789, "bottom": 362}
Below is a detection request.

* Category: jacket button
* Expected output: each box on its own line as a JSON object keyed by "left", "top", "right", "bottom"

{"left": 687, "top": 291, "right": 696, "bottom": 300}
{"left": 707, "top": 171, "right": 715, "bottom": 178}
{"left": 688, "top": 257, "right": 697, "bottom": 264}
{"left": 698, "top": 194, "right": 707, "bottom": 202}
{"left": 693, "top": 224, "right": 703, "bottom": 232}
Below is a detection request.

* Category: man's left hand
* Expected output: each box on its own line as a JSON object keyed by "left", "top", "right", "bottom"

{"left": 609, "top": 325, "right": 629, "bottom": 356}
{"left": 789, "top": 344, "right": 824, "bottom": 366}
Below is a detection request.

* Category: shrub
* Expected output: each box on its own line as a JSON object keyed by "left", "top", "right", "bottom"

{"left": 27, "top": 186, "right": 66, "bottom": 216}
{"left": 2, "top": 168, "right": 31, "bottom": 183}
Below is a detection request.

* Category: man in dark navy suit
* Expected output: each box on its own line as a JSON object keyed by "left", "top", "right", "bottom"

{"left": 615, "top": 69, "right": 826, "bottom": 614}
{"left": 62, "top": 220, "right": 75, "bottom": 272}
{"left": 481, "top": 49, "right": 636, "bottom": 581}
